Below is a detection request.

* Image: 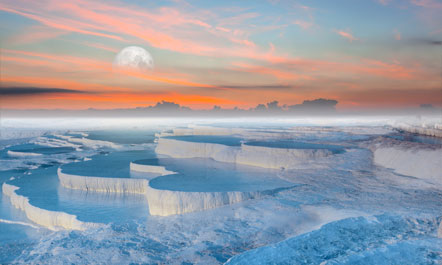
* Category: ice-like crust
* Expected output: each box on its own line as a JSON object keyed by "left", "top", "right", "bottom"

{"left": 395, "top": 123, "right": 442, "bottom": 138}
{"left": 54, "top": 134, "right": 121, "bottom": 149}
{"left": 32, "top": 136, "right": 82, "bottom": 150}
{"left": 225, "top": 215, "right": 441, "bottom": 265}
{"left": 0, "top": 218, "right": 39, "bottom": 229}
{"left": 2, "top": 183, "right": 95, "bottom": 231}
{"left": 392, "top": 116, "right": 442, "bottom": 138}
{"left": 236, "top": 144, "right": 331, "bottom": 169}
{"left": 155, "top": 138, "right": 331, "bottom": 169}
{"left": 155, "top": 138, "right": 239, "bottom": 163}
{"left": 7, "top": 150, "right": 42, "bottom": 157}
{"left": 129, "top": 162, "right": 176, "bottom": 176}
{"left": 58, "top": 168, "right": 147, "bottom": 194}
{"left": 58, "top": 166, "right": 284, "bottom": 216}
{"left": 372, "top": 138, "right": 442, "bottom": 185}
{"left": 145, "top": 185, "right": 272, "bottom": 216}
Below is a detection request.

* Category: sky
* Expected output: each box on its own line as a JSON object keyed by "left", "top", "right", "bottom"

{"left": 0, "top": 0, "right": 441, "bottom": 110}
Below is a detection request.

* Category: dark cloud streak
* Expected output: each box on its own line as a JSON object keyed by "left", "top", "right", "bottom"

{"left": 0, "top": 87, "right": 88, "bottom": 96}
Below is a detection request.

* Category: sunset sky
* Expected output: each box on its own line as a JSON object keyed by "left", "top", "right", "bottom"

{"left": 0, "top": 0, "right": 441, "bottom": 110}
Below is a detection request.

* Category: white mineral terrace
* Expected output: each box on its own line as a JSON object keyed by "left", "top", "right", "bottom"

{"left": 2, "top": 183, "right": 98, "bottom": 231}
{"left": 57, "top": 163, "right": 285, "bottom": 217}
{"left": 155, "top": 137, "right": 331, "bottom": 170}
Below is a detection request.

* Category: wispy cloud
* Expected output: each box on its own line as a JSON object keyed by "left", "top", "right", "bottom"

{"left": 334, "top": 29, "right": 358, "bottom": 42}
{"left": 7, "top": 25, "right": 66, "bottom": 45}
{"left": 411, "top": 0, "right": 442, "bottom": 8}
{"left": 377, "top": 0, "right": 392, "bottom": 5}
{"left": 293, "top": 20, "right": 313, "bottom": 30}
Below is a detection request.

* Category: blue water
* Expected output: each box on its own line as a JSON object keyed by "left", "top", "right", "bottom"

{"left": 387, "top": 132, "right": 442, "bottom": 145}
{"left": 62, "top": 149, "right": 156, "bottom": 178}
{"left": 145, "top": 158, "right": 294, "bottom": 192}
{"left": 86, "top": 129, "right": 156, "bottom": 144}
{"left": 0, "top": 125, "right": 441, "bottom": 264}
{"left": 165, "top": 135, "right": 243, "bottom": 146}
{"left": 244, "top": 140, "right": 346, "bottom": 153}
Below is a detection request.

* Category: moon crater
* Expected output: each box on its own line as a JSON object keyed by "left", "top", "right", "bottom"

{"left": 113, "top": 46, "right": 154, "bottom": 72}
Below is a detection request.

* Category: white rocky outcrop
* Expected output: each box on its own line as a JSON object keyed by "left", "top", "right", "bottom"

{"left": 155, "top": 138, "right": 239, "bottom": 163}
{"left": 129, "top": 162, "right": 176, "bottom": 176}
{"left": 54, "top": 134, "right": 121, "bottom": 149}
{"left": 7, "top": 150, "right": 42, "bottom": 157}
{"left": 58, "top": 166, "right": 285, "bottom": 216}
{"left": 155, "top": 138, "right": 332, "bottom": 169}
{"left": 373, "top": 147, "right": 442, "bottom": 185}
{"left": 145, "top": 185, "right": 272, "bottom": 216}
{"left": 58, "top": 168, "right": 147, "bottom": 194}
{"left": 236, "top": 144, "right": 331, "bottom": 169}
{"left": 2, "top": 183, "right": 95, "bottom": 231}
{"left": 371, "top": 138, "right": 442, "bottom": 185}
{"left": 395, "top": 123, "right": 442, "bottom": 138}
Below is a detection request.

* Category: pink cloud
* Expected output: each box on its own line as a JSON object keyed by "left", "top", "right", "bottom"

{"left": 0, "top": 6, "right": 123, "bottom": 41}
{"left": 411, "top": 0, "right": 442, "bottom": 8}
{"left": 377, "top": 0, "right": 392, "bottom": 5}
{"left": 293, "top": 20, "right": 313, "bottom": 30}
{"left": 3, "top": 49, "right": 214, "bottom": 88}
{"left": 335, "top": 30, "right": 359, "bottom": 42}
{"left": 7, "top": 25, "right": 66, "bottom": 44}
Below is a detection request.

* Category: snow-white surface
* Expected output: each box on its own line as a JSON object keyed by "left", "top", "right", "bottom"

{"left": 236, "top": 144, "right": 331, "bottom": 169}
{"left": 372, "top": 140, "right": 442, "bottom": 186}
{"left": 54, "top": 135, "right": 121, "bottom": 149}
{"left": 392, "top": 116, "right": 442, "bottom": 137}
{"left": 7, "top": 150, "right": 42, "bottom": 157}
{"left": 156, "top": 138, "right": 331, "bottom": 169}
{"left": 156, "top": 138, "right": 239, "bottom": 163}
{"left": 2, "top": 183, "right": 95, "bottom": 231}
{"left": 58, "top": 168, "right": 147, "bottom": 194}
{"left": 0, "top": 218, "right": 39, "bottom": 229}
{"left": 129, "top": 162, "right": 176, "bottom": 176}
{"left": 145, "top": 185, "right": 278, "bottom": 216}
{"left": 32, "top": 136, "right": 82, "bottom": 149}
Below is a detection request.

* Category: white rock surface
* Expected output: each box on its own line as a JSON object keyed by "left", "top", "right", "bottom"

{"left": 129, "top": 162, "right": 176, "bottom": 176}
{"left": 7, "top": 150, "right": 42, "bottom": 157}
{"left": 373, "top": 147, "right": 442, "bottom": 185}
{"left": 236, "top": 144, "right": 331, "bottom": 169}
{"left": 54, "top": 134, "right": 121, "bottom": 149}
{"left": 58, "top": 166, "right": 282, "bottom": 216}
{"left": 155, "top": 138, "right": 239, "bottom": 163}
{"left": 372, "top": 138, "right": 442, "bottom": 186}
{"left": 58, "top": 168, "right": 147, "bottom": 194}
{"left": 155, "top": 138, "right": 331, "bottom": 169}
{"left": 2, "top": 183, "right": 95, "bottom": 231}
{"left": 145, "top": 185, "right": 267, "bottom": 216}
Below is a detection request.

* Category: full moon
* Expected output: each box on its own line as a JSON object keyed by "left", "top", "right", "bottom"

{"left": 113, "top": 46, "right": 154, "bottom": 72}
